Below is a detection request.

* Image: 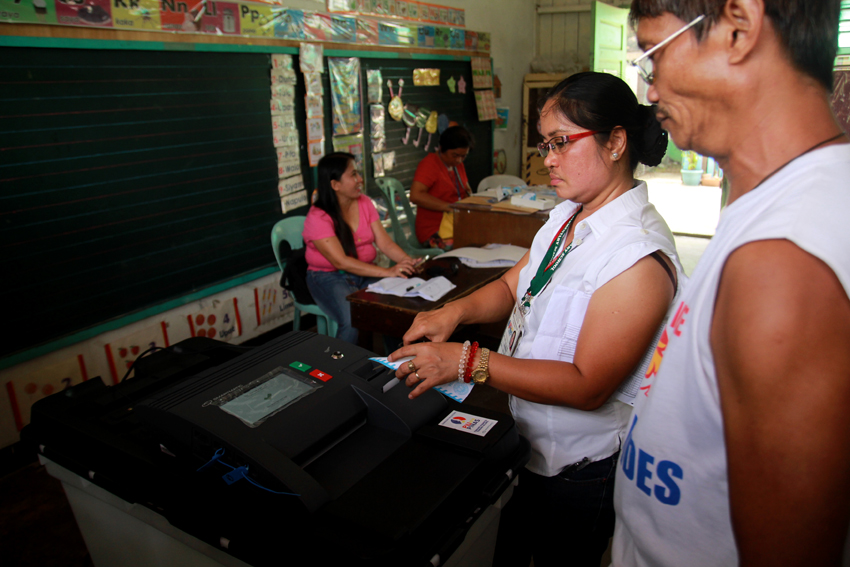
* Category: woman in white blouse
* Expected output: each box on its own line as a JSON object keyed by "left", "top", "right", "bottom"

{"left": 388, "top": 72, "right": 683, "bottom": 567}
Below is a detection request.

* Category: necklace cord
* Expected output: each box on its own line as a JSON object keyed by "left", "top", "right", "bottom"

{"left": 754, "top": 132, "right": 846, "bottom": 190}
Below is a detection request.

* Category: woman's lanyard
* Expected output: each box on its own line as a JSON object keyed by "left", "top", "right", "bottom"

{"left": 520, "top": 207, "right": 582, "bottom": 314}
{"left": 448, "top": 165, "right": 465, "bottom": 200}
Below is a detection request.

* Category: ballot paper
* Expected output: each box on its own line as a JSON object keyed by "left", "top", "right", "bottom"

{"left": 436, "top": 244, "right": 528, "bottom": 268}
{"left": 370, "top": 356, "right": 475, "bottom": 402}
{"left": 366, "top": 276, "right": 455, "bottom": 301}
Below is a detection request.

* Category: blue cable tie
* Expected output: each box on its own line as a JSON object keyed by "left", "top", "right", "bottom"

{"left": 196, "top": 448, "right": 225, "bottom": 472}
{"left": 223, "top": 465, "right": 249, "bottom": 485}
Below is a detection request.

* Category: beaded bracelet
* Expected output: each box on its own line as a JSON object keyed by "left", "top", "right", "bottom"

{"left": 457, "top": 340, "right": 471, "bottom": 382}
{"left": 464, "top": 342, "right": 479, "bottom": 383}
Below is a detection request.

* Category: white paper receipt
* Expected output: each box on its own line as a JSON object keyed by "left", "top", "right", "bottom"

{"left": 438, "top": 410, "right": 498, "bottom": 437}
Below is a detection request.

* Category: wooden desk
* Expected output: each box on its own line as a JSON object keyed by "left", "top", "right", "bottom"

{"left": 450, "top": 200, "right": 548, "bottom": 249}
{"left": 347, "top": 259, "right": 507, "bottom": 339}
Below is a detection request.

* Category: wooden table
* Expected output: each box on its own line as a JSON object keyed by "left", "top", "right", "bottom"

{"left": 347, "top": 259, "right": 508, "bottom": 339}
{"left": 450, "top": 200, "right": 549, "bottom": 249}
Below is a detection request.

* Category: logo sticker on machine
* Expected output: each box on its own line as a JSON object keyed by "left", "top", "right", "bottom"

{"left": 438, "top": 411, "right": 497, "bottom": 437}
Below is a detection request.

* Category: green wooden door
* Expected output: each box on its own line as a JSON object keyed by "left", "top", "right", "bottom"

{"left": 592, "top": 1, "right": 629, "bottom": 78}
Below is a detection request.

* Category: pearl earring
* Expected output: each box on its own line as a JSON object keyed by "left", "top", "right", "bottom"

{"left": 612, "top": 152, "right": 619, "bottom": 160}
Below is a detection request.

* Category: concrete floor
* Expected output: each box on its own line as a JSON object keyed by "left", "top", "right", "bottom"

{"left": 644, "top": 170, "right": 718, "bottom": 276}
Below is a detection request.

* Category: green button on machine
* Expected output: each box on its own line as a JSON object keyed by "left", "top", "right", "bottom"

{"left": 289, "top": 361, "right": 312, "bottom": 372}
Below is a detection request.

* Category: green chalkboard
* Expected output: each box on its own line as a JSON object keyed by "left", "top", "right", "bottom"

{"left": 0, "top": 47, "right": 284, "bottom": 358}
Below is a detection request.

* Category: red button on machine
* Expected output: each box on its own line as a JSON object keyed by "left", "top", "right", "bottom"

{"left": 310, "top": 369, "right": 332, "bottom": 382}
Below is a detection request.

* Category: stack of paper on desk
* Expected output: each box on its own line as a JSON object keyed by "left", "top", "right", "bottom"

{"left": 366, "top": 276, "right": 455, "bottom": 301}
{"left": 437, "top": 244, "right": 528, "bottom": 268}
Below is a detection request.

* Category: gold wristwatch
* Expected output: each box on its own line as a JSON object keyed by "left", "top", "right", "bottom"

{"left": 471, "top": 348, "right": 491, "bottom": 385}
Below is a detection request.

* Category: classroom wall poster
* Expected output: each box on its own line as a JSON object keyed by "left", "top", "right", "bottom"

{"left": 185, "top": 297, "right": 242, "bottom": 342}
{"left": 102, "top": 323, "right": 169, "bottom": 384}
{"left": 328, "top": 57, "right": 362, "bottom": 136}
{"left": 0, "top": 1, "right": 489, "bottom": 51}
{"left": 471, "top": 57, "right": 493, "bottom": 89}
{"left": 253, "top": 282, "right": 293, "bottom": 328}
{"left": 474, "top": 89, "right": 497, "bottom": 121}
{"left": 332, "top": 133, "right": 364, "bottom": 171}
{"left": 281, "top": 188, "right": 310, "bottom": 213}
{"left": 278, "top": 174, "right": 305, "bottom": 197}
{"left": 5, "top": 354, "right": 88, "bottom": 432}
{"left": 238, "top": 1, "right": 273, "bottom": 36}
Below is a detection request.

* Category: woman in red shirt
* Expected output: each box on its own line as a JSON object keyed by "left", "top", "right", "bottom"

{"left": 410, "top": 126, "right": 475, "bottom": 248}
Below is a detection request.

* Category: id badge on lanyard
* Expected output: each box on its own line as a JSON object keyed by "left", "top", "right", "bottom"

{"left": 498, "top": 300, "right": 527, "bottom": 357}
{"left": 497, "top": 207, "right": 582, "bottom": 357}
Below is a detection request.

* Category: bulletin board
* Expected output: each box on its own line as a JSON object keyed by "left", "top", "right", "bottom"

{"left": 0, "top": 42, "right": 492, "bottom": 360}
{"left": 357, "top": 57, "right": 491, "bottom": 198}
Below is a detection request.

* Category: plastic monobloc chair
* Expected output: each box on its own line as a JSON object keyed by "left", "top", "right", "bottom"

{"left": 373, "top": 177, "right": 443, "bottom": 259}
{"left": 270, "top": 216, "right": 339, "bottom": 338}
{"left": 476, "top": 174, "right": 527, "bottom": 193}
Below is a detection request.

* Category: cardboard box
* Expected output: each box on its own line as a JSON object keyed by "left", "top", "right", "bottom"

{"left": 524, "top": 154, "right": 551, "bottom": 187}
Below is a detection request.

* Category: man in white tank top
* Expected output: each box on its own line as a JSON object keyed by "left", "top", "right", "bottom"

{"left": 613, "top": 1, "right": 850, "bottom": 566}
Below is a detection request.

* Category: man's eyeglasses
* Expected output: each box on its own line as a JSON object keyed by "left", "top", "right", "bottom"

{"left": 629, "top": 14, "right": 705, "bottom": 85}
{"left": 537, "top": 131, "right": 599, "bottom": 158}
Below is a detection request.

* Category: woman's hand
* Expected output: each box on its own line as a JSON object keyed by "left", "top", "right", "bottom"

{"left": 385, "top": 257, "right": 417, "bottom": 278}
{"left": 388, "top": 342, "right": 465, "bottom": 399}
{"left": 402, "top": 303, "right": 463, "bottom": 344}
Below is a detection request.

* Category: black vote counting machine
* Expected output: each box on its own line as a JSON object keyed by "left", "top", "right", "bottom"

{"left": 23, "top": 331, "right": 530, "bottom": 567}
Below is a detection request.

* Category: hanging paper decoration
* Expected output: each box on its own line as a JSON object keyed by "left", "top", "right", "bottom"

{"left": 401, "top": 103, "right": 417, "bottom": 144}
{"left": 475, "top": 89, "right": 498, "bottom": 121}
{"left": 387, "top": 79, "right": 404, "bottom": 121}
{"left": 457, "top": 76, "right": 467, "bottom": 94}
{"left": 383, "top": 151, "right": 396, "bottom": 172}
{"left": 413, "top": 69, "right": 440, "bottom": 87}
{"left": 471, "top": 57, "right": 493, "bottom": 89}
{"left": 370, "top": 104, "right": 386, "bottom": 153}
{"left": 373, "top": 153, "right": 385, "bottom": 178}
{"left": 328, "top": 57, "right": 362, "bottom": 136}
{"left": 332, "top": 133, "right": 365, "bottom": 172}
{"left": 299, "top": 43, "right": 325, "bottom": 167}
{"left": 271, "top": 55, "right": 305, "bottom": 213}
{"left": 305, "top": 94, "right": 323, "bottom": 118}
{"left": 413, "top": 107, "right": 430, "bottom": 147}
{"left": 299, "top": 42, "right": 324, "bottom": 74}
{"left": 367, "top": 69, "right": 383, "bottom": 104}
{"left": 446, "top": 76, "right": 456, "bottom": 94}
{"left": 424, "top": 110, "right": 439, "bottom": 151}
{"left": 270, "top": 54, "right": 302, "bottom": 212}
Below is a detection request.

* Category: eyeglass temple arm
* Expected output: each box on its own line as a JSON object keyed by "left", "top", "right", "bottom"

{"left": 630, "top": 14, "right": 706, "bottom": 66}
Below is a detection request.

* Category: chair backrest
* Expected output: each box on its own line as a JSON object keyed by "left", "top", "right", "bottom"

{"left": 373, "top": 177, "right": 419, "bottom": 249}
{"left": 270, "top": 215, "right": 306, "bottom": 271}
{"left": 476, "top": 174, "right": 527, "bottom": 193}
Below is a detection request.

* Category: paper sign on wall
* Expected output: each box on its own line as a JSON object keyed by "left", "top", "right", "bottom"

{"left": 186, "top": 298, "right": 242, "bottom": 342}
{"left": 281, "top": 190, "right": 310, "bottom": 213}
{"left": 5, "top": 354, "right": 89, "bottom": 432}
{"left": 253, "top": 282, "right": 293, "bottom": 328}
{"left": 103, "top": 323, "right": 169, "bottom": 384}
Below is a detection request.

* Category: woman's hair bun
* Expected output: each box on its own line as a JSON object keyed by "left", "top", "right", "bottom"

{"left": 634, "top": 104, "right": 668, "bottom": 167}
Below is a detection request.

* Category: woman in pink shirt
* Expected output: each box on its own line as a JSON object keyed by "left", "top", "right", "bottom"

{"left": 303, "top": 152, "right": 418, "bottom": 344}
